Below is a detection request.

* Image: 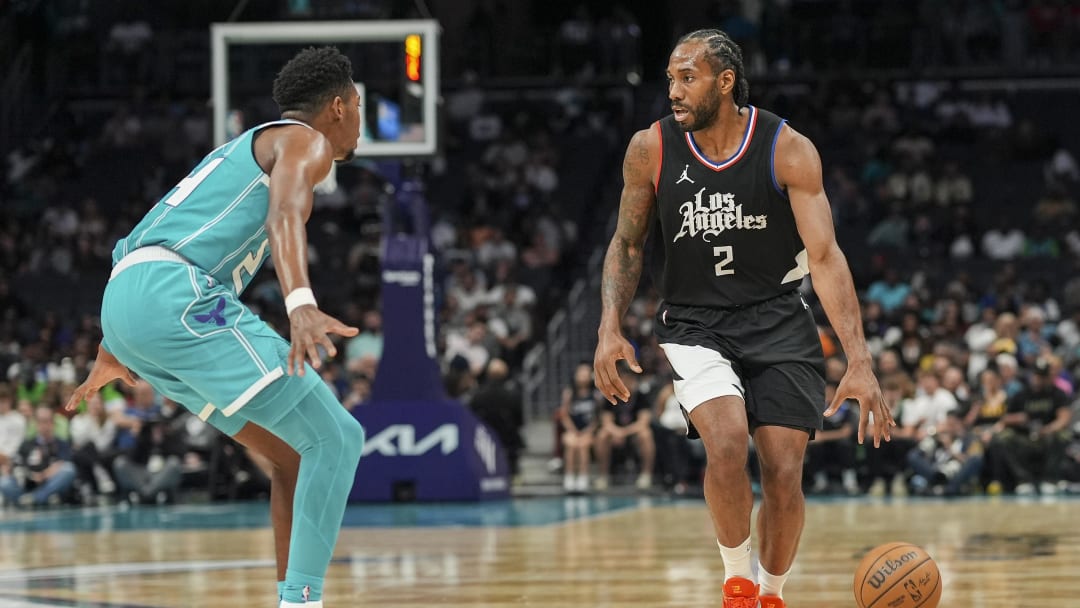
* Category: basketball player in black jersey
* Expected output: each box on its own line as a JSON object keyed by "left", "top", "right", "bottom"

{"left": 594, "top": 30, "right": 895, "bottom": 608}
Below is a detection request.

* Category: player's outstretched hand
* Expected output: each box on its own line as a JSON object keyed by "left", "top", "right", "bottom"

{"left": 593, "top": 329, "right": 642, "bottom": 405}
{"left": 287, "top": 306, "right": 359, "bottom": 376}
{"left": 825, "top": 359, "right": 895, "bottom": 447}
{"left": 65, "top": 345, "right": 137, "bottom": 412}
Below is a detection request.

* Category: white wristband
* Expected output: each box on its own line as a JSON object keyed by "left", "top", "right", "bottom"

{"left": 285, "top": 287, "right": 317, "bottom": 316}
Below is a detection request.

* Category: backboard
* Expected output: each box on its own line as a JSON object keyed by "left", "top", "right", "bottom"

{"left": 211, "top": 20, "right": 439, "bottom": 157}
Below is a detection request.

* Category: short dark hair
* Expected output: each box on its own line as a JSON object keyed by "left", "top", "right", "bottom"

{"left": 272, "top": 46, "right": 354, "bottom": 115}
{"left": 676, "top": 29, "right": 749, "bottom": 107}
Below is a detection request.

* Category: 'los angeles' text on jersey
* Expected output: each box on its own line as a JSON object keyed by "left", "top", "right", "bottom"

{"left": 653, "top": 106, "right": 809, "bottom": 308}
{"left": 673, "top": 188, "right": 768, "bottom": 242}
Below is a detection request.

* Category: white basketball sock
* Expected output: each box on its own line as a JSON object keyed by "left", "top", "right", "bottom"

{"left": 758, "top": 563, "right": 790, "bottom": 598}
{"left": 718, "top": 537, "right": 754, "bottom": 581}
{"left": 279, "top": 601, "right": 305, "bottom": 608}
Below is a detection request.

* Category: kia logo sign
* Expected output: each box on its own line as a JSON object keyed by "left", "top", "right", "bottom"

{"left": 363, "top": 424, "right": 459, "bottom": 457}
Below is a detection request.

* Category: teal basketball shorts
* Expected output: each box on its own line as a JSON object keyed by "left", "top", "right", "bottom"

{"left": 100, "top": 247, "right": 322, "bottom": 436}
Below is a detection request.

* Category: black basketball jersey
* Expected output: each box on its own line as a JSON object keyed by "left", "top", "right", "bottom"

{"left": 652, "top": 106, "right": 808, "bottom": 308}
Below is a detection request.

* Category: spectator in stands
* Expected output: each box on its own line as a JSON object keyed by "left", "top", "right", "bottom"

{"left": 866, "top": 268, "right": 911, "bottom": 316}
{"left": 475, "top": 227, "right": 518, "bottom": 272}
{"left": 946, "top": 207, "right": 978, "bottom": 259}
{"left": 985, "top": 357, "right": 1072, "bottom": 495}
{"left": 341, "top": 374, "right": 372, "bottom": 411}
{"left": 447, "top": 264, "right": 490, "bottom": 315}
{"left": 905, "top": 369, "right": 960, "bottom": 432}
{"left": 651, "top": 381, "right": 700, "bottom": 494}
{"left": 884, "top": 311, "right": 932, "bottom": 373}
{"left": 941, "top": 365, "right": 972, "bottom": 411}
{"left": 556, "top": 363, "right": 599, "bottom": 493}
{"left": 934, "top": 160, "right": 974, "bottom": 208}
{"left": 443, "top": 354, "right": 478, "bottom": 401}
{"left": 965, "top": 306, "right": 999, "bottom": 379}
{"left": 989, "top": 311, "right": 1021, "bottom": 359}
{"left": 345, "top": 310, "right": 383, "bottom": 376}
{"left": 469, "top": 359, "right": 525, "bottom": 480}
{"left": 885, "top": 156, "right": 934, "bottom": 209}
{"left": 907, "top": 409, "right": 983, "bottom": 496}
{"left": 994, "top": 352, "right": 1026, "bottom": 398}
{"left": 1044, "top": 354, "right": 1073, "bottom": 396}
{"left": 0, "top": 405, "right": 76, "bottom": 506}
{"left": 965, "top": 366, "right": 1010, "bottom": 445}
{"left": 1028, "top": 279, "right": 1063, "bottom": 323}
{"left": 1017, "top": 306, "right": 1053, "bottom": 367}
{"left": 594, "top": 367, "right": 654, "bottom": 491}
{"left": 1055, "top": 307, "right": 1080, "bottom": 361}
{"left": 488, "top": 283, "right": 533, "bottom": 368}
{"left": 0, "top": 385, "right": 24, "bottom": 475}
{"left": 1044, "top": 144, "right": 1079, "bottom": 192}
{"left": 69, "top": 392, "right": 117, "bottom": 503}
{"left": 112, "top": 397, "right": 187, "bottom": 505}
{"left": 16, "top": 398, "right": 33, "bottom": 434}
{"left": 110, "top": 379, "right": 159, "bottom": 453}
{"left": 1021, "top": 223, "right": 1060, "bottom": 258}
{"left": 876, "top": 348, "right": 904, "bottom": 380}
{"left": 805, "top": 382, "right": 859, "bottom": 495}
{"left": 865, "top": 374, "right": 916, "bottom": 496}
{"left": 444, "top": 319, "right": 494, "bottom": 377}
{"left": 866, "top": 202, "right": 909, "bottom": 249}
{"left": 981, "top": 216, "right": 1026, "bottom": 260}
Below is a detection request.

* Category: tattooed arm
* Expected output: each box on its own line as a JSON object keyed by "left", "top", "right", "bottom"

{"left": 594, "top": 126, "right": 659, "bottom": 404}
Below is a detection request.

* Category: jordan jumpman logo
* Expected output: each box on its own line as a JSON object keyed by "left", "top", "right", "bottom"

{"left": 676, "top": 164, "right": 695, "bottom": 184}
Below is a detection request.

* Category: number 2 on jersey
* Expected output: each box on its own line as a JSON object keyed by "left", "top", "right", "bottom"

{"left": 163, "top": 157, "right": 225, "bottom": 207}
{"left": 713, "top": 245, "right": 734, "bottom": 276}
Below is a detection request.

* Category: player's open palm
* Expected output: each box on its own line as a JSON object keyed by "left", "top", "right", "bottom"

{"left": 288, "top": 307, "right": 359, "bottom": 376}
{"left": 593, "top": 330, "right": 642, "bottom": 405}
{"left": 65, "top": 349, "right": 137, "bottom": 412}
{"left": 826, "top": 362, "right": 895, "bottom": 447}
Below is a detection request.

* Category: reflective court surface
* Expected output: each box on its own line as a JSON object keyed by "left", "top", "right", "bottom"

{"left": 0, "top": 495, "right": 1077, "bottom": 607}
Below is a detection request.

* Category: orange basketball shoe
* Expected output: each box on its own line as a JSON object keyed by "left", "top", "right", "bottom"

{"left": 759, "top": 595, "right": 786, "bottom": 608}
{"left": 722, "top": 576, "right": 759, "bottom": 608}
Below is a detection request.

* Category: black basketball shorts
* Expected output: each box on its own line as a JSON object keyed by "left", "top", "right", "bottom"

{"left": 655, "top": 290, "right": 827, "bottom": 434}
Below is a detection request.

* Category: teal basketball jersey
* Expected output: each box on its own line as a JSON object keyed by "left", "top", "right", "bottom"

{"left": 112, "top": 119, "right": 311, "bottom": 295}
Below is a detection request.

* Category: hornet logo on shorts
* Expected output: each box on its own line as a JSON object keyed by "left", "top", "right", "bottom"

{"left": 194, "top": 296, "right": 227, "bottom": 326}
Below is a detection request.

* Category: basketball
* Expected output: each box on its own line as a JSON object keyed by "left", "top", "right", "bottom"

{"left": 853, "top": 542, "right": 941, "bottom": 608}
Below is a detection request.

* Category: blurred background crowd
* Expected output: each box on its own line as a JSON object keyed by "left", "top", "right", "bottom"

{"left": 1, "top": 0, "right": 1079, "bottom": 507}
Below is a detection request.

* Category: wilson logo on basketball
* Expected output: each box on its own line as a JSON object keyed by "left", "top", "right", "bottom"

{"left": 868, "top": 551, "right": 919, "bottom": 589}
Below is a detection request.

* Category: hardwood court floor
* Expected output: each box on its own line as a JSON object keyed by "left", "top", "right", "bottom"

{"left": 0, "top": 494, "right": 1077, "bottom": 607}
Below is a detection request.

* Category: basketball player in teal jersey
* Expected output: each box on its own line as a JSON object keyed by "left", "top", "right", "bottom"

{"left": 65, "top": 47, "right": 364, "bottom": 607}
{"left": 595, "top": 30, "right": 895, "bottom": 608}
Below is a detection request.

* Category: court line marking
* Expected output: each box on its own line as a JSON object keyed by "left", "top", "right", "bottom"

{"left": 0, "top": 597, "right": 159, "bottom": 608}
{"left": 540, "top": 500, "right": 654, "bottom": 528}
{"left": 0, "top": 558, "right": 275, "bottom": 584}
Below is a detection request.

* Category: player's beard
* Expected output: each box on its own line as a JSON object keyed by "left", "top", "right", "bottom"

{"left": 677, "top": 86, "right": 722, "bottom": 132}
